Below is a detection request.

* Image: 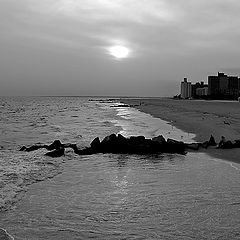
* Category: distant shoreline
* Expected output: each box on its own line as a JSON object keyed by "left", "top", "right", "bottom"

{"left": 120, "top": 97, "right": 240, "bottom": 164}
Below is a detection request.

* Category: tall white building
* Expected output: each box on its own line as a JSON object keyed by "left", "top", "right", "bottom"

{"left": 180, "top": 78, "right": 192, "bottom": 99}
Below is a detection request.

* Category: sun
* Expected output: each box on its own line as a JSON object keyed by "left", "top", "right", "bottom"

{"left": 109, "top": 45, "right": 129, "bottom": 59}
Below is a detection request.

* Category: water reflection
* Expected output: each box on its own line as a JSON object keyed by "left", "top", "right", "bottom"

{"left": 113, "top": 105, "right": 195, "bottom": 142}
{"left": 116, "top": 154, "right": 128, "bottom": 168}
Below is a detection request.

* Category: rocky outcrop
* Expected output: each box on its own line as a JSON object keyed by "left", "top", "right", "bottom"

{"left": 20, "top": 134, "right": 240, "bottom": 158}
{"left": 45, "top": 147, "right": 65, "bottom": 158}
{"left": 70, "top": 134, "right": 187, "bottom": 155}
{"left": 20, "top": 140, "right": 71, "bottom": 157}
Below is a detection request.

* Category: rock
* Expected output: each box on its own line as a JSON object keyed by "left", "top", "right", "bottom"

{"left": 233, "top": 140, "right": 240, "bottom": 148}
{"left": 220, "top": 140, "right": 233, "bottom": 149}
{"left": 166, "top": 139, "right": 186, "bottom": 154}
{"left": 47, "top": 140, "right": 62, "bottom": 150}
{"left": 100, "top": 134, "right": 119, "bottom": 153}
{"left": 117, "top": 134, "right": 129, "bottom": 152}
{"left": 129, "top": 136, "right": 146, "bottom": 144}
{"left": 117, "top": 134, "right": 128, "bottom": 143}
{"left": 128, "top": 136, "right": 159, "bottom": 154}
{"left": 208, "top": 135, "right": 217, "bottom": 146}
{"left": 217, "top": 136, "right": 226, "bottom": 148}
{"left": 45, "top": 147, "right": 65, "bottom": 157}
{"left": 69, "top": 144, "right": 80, "bottom": 154}
{"left": 201, "top": 141, "right": 209, "bottom": 149}
{"left": 90, "top": 137, "right": 101, "bottom": 150}
{"left": 20, "top": 146, "right": 27, "bottom": 151}
{"left": 20, "top": 145, "right": 44, "bottom": 152}
{"left": 101, "top": 134, "right": 117, "bottom": 145}
{"left": 152, "top": 135, "right": 166, "bottom": 145}
{"left": 63, "top": 143, "right": 77, "bottom": 148}
{"left": 185, "top": 143, "right": 200, "bottom": 150}
{"left": 218, "top": 136, "right": 233, "bottom": 149}
{"left": 76, "top": 147, "right": 95, "bottom": 155}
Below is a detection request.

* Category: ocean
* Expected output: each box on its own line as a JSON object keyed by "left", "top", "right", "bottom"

{"left": 0, "top": 97, "right": 239, "bottom": 240}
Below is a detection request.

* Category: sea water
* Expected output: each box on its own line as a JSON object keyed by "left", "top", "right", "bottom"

{"left": 0, "top": 97, "right": 239, "bottom": 240}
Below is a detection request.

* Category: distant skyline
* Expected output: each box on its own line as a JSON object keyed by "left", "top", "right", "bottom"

{"left": 1, "top": 0, "right": 240, "bottom": 96}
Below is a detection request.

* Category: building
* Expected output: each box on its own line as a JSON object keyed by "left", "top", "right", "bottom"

{"left": 208, "top": 72, "right": 240, "bottom": 99}
{"left": 192, "top": 81, "right": 208, "bottom": 98}
{"left": 196, "top": 87, "right": 208, "bottom": 96}
{"left": 180, "top": 78, "right": 192, "bottom": 99}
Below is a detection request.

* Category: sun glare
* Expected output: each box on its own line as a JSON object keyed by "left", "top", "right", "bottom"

{"left": 109, "top": 45, "right": 129, "bottom": 59}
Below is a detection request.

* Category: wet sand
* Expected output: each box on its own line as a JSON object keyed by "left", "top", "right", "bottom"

{"left": 121, "top": 98, "right": 240, "bottom": 163}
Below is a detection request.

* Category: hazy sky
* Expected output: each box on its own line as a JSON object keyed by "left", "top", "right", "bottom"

{"left": 1, "top": 0, "right": 240, "bottom": 96}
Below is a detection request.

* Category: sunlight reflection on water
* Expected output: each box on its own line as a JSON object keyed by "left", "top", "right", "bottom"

{"left": 112, "top": 105, "right": 195, "bottom": 142}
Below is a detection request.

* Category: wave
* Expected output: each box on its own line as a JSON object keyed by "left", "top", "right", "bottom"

{"left": 0, "top": 150, "right": 64, "bottom": 212}
{"left": 0, "top": 228, "right": 14, "bottom": 240}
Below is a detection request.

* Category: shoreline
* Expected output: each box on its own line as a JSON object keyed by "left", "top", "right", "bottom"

{"left": 121, "top": 97, "right": 240, "bottom": 164}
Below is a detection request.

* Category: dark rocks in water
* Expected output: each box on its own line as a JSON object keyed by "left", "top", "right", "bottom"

{"left": 69, "top": 144, "right": 97, "bottom": 155}
{"left": 76, "top": 147, "right": 95, "bottom": 155}
{"left": 217, "top": 136, "right": 226, "bottom": 149}
{"left": 233, "top": 139, "right": 240, "bottom": 148}
{"left": 19, "top": 145, "right": 45, "bottom": 152}
{"left": 116, "top": 134, "right": 129, "bottom": 152}
{"left": 166, "top": 138, "right": 186, "bottom": 154}
{"left": 199, "top": 135, "right": 217, "bottom": 149}
{"left": 21, "top": 133, "right": 240, "bottom": 157}
{"left": 20, "top": 140, "right": 66, "bottom": 155}
{"left": 90, "top": 137, "right": 101, "bottom": 150}
{"left": 208, "top": 135, "right": 217, "bottom": 146}
{"left": 46, "top": 140, "right": 63, "bottom": 150}
{"left": 129, "top": 135, "right": 145, "bottom": 143}
{"left": 45, "top": 147, "right": 65, "bottom": 158}
{"left": 201, "top": 141, "right": 209, "bottom": 149}
{"left": 100, "top": 133, "right": 119, "bottom": 153}
{"left": 217, "top": 136, "right": 234, "bottom": 149}
{"left": 152, "top": 135, "right": 166, "bottom": 145}
{"left": 185, "top": 143, "right": 200, "bottom": 150}
{"left": 218, "top": 140, "right": 233, "bottom": 149}
{"left": 19, "top": 146, "right": 27, "bottom": 151}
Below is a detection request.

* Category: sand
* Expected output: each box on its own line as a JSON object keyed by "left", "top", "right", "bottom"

{"left": 121, "top": 98, "right": 240, "bottom": 163}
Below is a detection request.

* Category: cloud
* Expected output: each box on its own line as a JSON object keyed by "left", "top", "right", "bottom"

{"left": 29, "top": 0, "right": 177, "bottom": 24}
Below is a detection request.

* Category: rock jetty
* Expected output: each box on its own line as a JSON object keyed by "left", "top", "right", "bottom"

{"left": 19, "top": 134, "right": 240, "bottom": 158}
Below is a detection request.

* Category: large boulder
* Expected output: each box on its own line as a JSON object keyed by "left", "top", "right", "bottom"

{"left": 152, "top": 135, "right": 166, "bottom": 145}
{"left": 90, "top": 137, "right": 101, "bottom": 151}
{"left": 233, "top": 139, "right": 240, "bottom": 148}
{"left": 45, "top": 147, "right": 64, "bottom": 158}
{"left": 47, "top": 140, "right": 63, "bottom": 150}
{"left": 218, "top": 137, "right": 233, "bottom": 149}
{"left": 19, "top": 144, "right": 45, "bottom": 152}
{"left": 208, "top": 135, "right": 217, "bottom": 146}
{"left": 100, "top": 134, "right": 119, "bottom": 153}
{"left": 166, "top": 138, "right": 186, "bottom": 154}
{"left": 129, "top": 136, "right": 146, "bottom": 144}
{"left": 117, "top": 134, "right": 129, "bottom": 153}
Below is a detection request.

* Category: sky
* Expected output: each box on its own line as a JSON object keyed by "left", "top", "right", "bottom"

{"left": 1, "top": 0, "right": 240, "bottom": 96}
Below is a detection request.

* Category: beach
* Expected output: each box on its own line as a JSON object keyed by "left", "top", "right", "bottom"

{"left": 1, "top": 97, "right": 240, "bottom": 239}
{"left": 121, "top": 98, "right": 240, "bottom": 163}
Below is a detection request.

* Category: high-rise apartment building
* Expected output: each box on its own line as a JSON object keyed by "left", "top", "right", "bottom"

{"left": 180, "top": 78, "right": 192, "bottom": 99}
{"left": 208, "top": 72, "right": 240, "bottom": 98}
